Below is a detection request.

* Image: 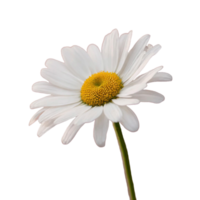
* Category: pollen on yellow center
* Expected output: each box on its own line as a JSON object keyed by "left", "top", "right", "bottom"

{"left": 81, "top": 71, "right": 123, "bottom": 106}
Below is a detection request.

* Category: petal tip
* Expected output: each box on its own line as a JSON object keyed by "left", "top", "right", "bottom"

{"left": 27, "top": 121, "right": 33, "bottom": 127}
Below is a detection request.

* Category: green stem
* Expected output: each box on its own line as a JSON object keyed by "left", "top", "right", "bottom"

{"left": 113, "top": 122, "right": 137, "bottom": 200}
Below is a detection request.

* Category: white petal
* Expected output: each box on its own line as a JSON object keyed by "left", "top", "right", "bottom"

{"left": 104, "top": 103, "right": 122, "bottom": 122}
{"left": 41, "top": 68, "right": 81, "bottom": 91}
{"left": 132, "top": 90, "right": 165, "bottom": 103}
{"left": 30, "top": 96, "right": 80, "bottom": 109}
{"left": 43, "top": 58, "right": 82, "bottom": 82}
{"left": 145, "top": 44, "right": 153, "bottom": 51}
{"left": 29, "top": 108, "right": 46, "bottom": 126}
{"left": 124, "top": 44, "right": 163, "bottom": 85}
{"left": 94, "top": 113, "right": 109, "bottom": 147}
{"left": 132, "top": 65, "right": 165, "bottom": 85}
{"left": 120, "top": 106, "right": 139, "bottom": 132}
{"left": 43, "top": 58, "right": 83, "bottom": 88}
{"left": 117, "top": 65, "right": 165, "bottom": 97}
{"left": 61, "top": 120, "right": 83, "bottom": 145}
{"left": 116, "top": 31, "right": 132, "bottom": 73}
{"left": 122, "top": 51, "right": 146, "bottom": 83}
{"left": 38, "top": 103, "right": 80, "bottom": 123}
{"left": 148, "top": 72, "right": 173, "bottom": 83}
{"left": 101, "top": 29, "right": 119, "bottom": 72}
{"left": 54, "top": 104, "right": 91, "bottom": 125}
{"left": 61, "top": 46, "right": 93, "bottom": 81}
{"left": 125, "top": 65, "right": 166, "bottom": 87}
{"left": 119, "top": 34, "right": 150, "bottom": 77}
{"left": 87, "top": 44, "right": 104, "bottom": 73}
{"left": 117, "top": 83, "right": 146, "bottom": 97}
{"left": 32, "top": 81, "right": 79, "bottom": 96}
{"left": 125, "top": 69, "right": 147, "bottom": 87}
{"left": 73, "top": 106, "right": 103, "bottom": 126}
{"left": 37, "top": 119, "right": 55, "bottom": 137}
{"left": 112, "top": 98, "right": 140, "bottom": 106}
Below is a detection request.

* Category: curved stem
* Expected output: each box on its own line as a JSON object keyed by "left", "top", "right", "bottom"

{"left": 113, "top": 122, "right": 137, "bottom": 200}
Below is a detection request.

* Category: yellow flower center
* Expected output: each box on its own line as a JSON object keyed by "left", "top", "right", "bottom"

{"left": 81, "top": 71, "right": 123, "bottom": 106}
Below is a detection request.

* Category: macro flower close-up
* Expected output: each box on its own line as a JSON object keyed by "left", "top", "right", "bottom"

{"left": 30, "top": 29, "right": 172, "bottom": 147}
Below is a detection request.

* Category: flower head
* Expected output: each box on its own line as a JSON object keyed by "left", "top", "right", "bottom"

{"left": 30, "top": 29, "right": 172, "bottom": 147}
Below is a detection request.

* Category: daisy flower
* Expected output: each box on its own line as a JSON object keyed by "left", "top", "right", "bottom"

{"left": 30, "top": 29, "right": 172, "bottom": 146}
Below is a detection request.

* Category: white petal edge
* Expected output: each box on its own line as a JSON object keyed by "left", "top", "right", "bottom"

{"left": 117, "top": 83, "right": 147, "bottom": 97}
{"left": 61, "top": 46, "right": 92, "bottom": 81}
{"left": 32, "top": 81, "right": 79, "bottom": 96}
{"left": 41, "top": 68, "right": 81, "bottom": 91}
{"left": 29, "top": 108, "right": 46, "bottom": 126}
{"left": 30, "top": 96, "right": 80, "bottom": 109}
{"left": 117, "top": 65, "right": 165, "bottom": 97}
{"left": 123, "top": 44, "right": 156, "bottom": 84}
{"left": 37, "top": 119, "right": 55, "bottom": 137}
{"left": 101, "top": 29, "right": 119, "bottom": 72}
{"left": 104, "top": 103, "right": 122, "bottom": 122}
{"left": 132, "top": 90, "right": 165, "bottom": 103}
{"left": 122, "top": 51, "right": 146, "bottom": 83}
{"left": 126, "top": 67, "right": 172, "bottom": 87}
{"left": 116, "top": 31, "right": 132, "bottom": 73}
{"left": 39, "top": 58, "right": 83, "bottom": 89}
{"left": 134, "top": 65, "right": 165, "bottom": 84}
{"left": 38, "top": 102, "right": 81, "bottom": 124}
{"left": 73, "top": 106, "right": 103, "bottom": 126}
{"left": 45, "top": 59, "right": 83, "bottom": 83}
{"left": 120, "top": 106, "right": 139, "bottom": 132}
{"left": 128, "top": 44, "right": 162, "bottom": 82}
{"left": 119, "top": 34, "right": 150, "bottom": 77}
{"left": 93, "top": 113, "right": 109, "bottom": 147}
{"left": 112, "top": 98, "right": 140, "bottom": 106}
{"left": 54, "top": 104, "right": 91, "bottom": 125}
{"left": 87, "top": 44, "right": 104, "bottom": 73}
{"left": 61, "top": 120, "right": 83, "bottom": 145}
{"left": 148, "top": 72, "right": 173, "bottom": 83}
